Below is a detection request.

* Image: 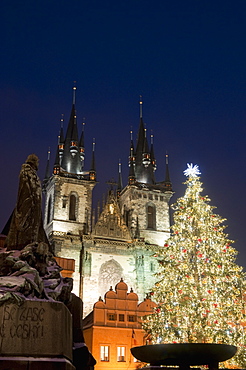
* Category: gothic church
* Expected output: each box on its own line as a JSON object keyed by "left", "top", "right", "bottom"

{"left": 43, "top": 87, "right": 173, "bottom": 317}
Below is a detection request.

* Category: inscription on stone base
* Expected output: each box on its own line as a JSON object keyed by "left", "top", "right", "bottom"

{"left": 0, "top": 300, "right": 73, "bottom": 361}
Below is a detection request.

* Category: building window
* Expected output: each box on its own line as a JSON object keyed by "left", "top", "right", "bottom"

{"left": 128, "top": 315, "right": 136, "bottom": 322}
{"left": 124, "top": 208, "right": 131, "bottom": 227}
{"left": 69, "top": 194, "right": 77, "bottom": 221}
{"left": 138, "top": 193, "right": 142, "bottom": 198}
{"left": 100, "top": 346, "right": 109, "bottom": 361}
{"left": 108, "top": 314, "right": 116, "bottom": 321}
{"left": 149, "top": 194, "right": 153, "bottom": 200}
{"left": 160, "top": 196, "right": 164, "bottom": 201}
{"left": 147, "top": 204, "right": 156, "bottom": 229}
{"left": 47, "top": 196, "right": 52, "bottom": 224}
{"left": 119, "top": 314, "right": 125, "bottom": 322}
{"left": 117, "top": 346, "right": 126, "bottom": 362}
{"left": 155, "top": 195, "right": 158, "bottom": 200}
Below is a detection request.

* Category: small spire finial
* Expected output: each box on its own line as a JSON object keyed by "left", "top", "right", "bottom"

{"left": 166, "top": 152, "right": 169, "bottom": 165}
{"left": 72, "top": 81, "right": 77, "bottom": 105}
{"left": 81, "top": 119, "right": 86, "bottom": 133}
{"left": 60, "top": 114, "right": 64, "bottom": 128}
{"left": 92, "top": 138, "right": 96, "bottom": 151}
{"left": 130, "top": 127, "right": 133, "bottom": 141}
{"left": 139, "top": 95, "right": 143, "bottom": 118}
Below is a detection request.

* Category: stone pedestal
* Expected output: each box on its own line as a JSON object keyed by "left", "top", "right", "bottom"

{"left": 0, "top": 300, "right": 74, "bottom": 369}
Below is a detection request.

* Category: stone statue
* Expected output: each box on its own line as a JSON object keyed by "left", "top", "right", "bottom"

{"left": 1, "top": 154, "right": 96, "bottom": 370}
{"left": 5, "top": 154, "right": 50, "bottom": 251}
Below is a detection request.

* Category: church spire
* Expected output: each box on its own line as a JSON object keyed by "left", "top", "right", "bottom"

{"left": 128, "top": 129, "right": 135, "bottom": 167}
{"left": 163, "top": 153, "right": 172, "bottom": 191}
{"left": 150, "top": 132, "right": 157, "bottom": 171}
{"left": 128, "top": 156, "right": 136, "bottom": 185}
{"left": 43, "top": 148, "right": 51, "bottom": 189}
{"left": 139, "top": 95, "right": 143, "bottom": 118}
{"left": 44, "top": 147, "right": 50, "bottom": 179}
{"left": 134, "top": 96, "right": 155, "bottom": 184}
{"left": 61, "top": 85, "right": 81, "bottom": 173}
{"left": 117, "top": 160, "right": 123, "bottom": 197}
{"left": 58, "top": 115, "right": 65, "bottom": 164}
{"left": 89, "top": 139, "right": 96, "bottom": 181}
{"left": 53, "top": 136, "right": 61, "bottom": 175}
{"left": 79, "top": 120, "right": 85, "bottom": 170}
{"left": 72, "top": 82, "right": 76, "bottom": 105}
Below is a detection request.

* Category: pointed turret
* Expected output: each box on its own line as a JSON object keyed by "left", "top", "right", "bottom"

{"left": 150, "top": 133, "right": 157, "bottom": 171}
{"left": 142, "top": 128, "right": 151, "bottom": 167}
{"left": 128, "top": 129, "right": 135, "bottom": 167}
{"left": 60, "top": 85, "right": 81, "bottom": 174}
{"left": 58, "top": 115, "right": 65, "bottom": 164}
{"left": 42, "top": 148, "right": 51, "bottom": 191}
{"left": 89, "top": 139, "right": 96, "bottom": 181}
{"left": 79, "top": 121, "right": 85, "bottom": 170}
{"left": 128, "top": 156, "right": 136, "bottom": 185}
{"left": 117, "top": 160, "right": 123, "bottom": 197}
{"left": 53, "top": 136, "right": 61, "bottom": 175}
{"left": 44, "top": 148, "right": 51, "bottom": 181}
{"left": 163, "top": 153, "right": 172, "bottom": 191}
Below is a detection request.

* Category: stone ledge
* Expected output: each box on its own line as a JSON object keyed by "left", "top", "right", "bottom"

{"left": 0, "top": 356, "right": 75, "bottom": 370}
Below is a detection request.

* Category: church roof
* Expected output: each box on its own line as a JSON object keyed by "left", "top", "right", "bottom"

{"left": 92, "top": 192, "right": 132, "bottom": 241}
{"left": 60, "top": 103, "right": 81, "bottom": 173}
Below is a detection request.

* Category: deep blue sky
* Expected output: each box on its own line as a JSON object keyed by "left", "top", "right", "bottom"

{"left": 1, "top": 1, "right": 246, "bottom": 268}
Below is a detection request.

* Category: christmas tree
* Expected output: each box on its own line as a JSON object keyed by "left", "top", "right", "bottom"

{"left": 143, "top": 164, "right": 246, "bottom": 368}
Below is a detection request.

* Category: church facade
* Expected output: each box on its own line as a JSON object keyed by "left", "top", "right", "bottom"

{"left": 42, "top": 88, "right": 173, "bottom": 317}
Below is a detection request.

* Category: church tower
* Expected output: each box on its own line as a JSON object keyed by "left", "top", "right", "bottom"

{"left": 119, "top": 97, "right": 173, "bottom": 246}
{"left": 43, "top": 86, "right": 97, "bottom": 294}
{"left": 43, "top": 91, "right": 173, "bottom": 317}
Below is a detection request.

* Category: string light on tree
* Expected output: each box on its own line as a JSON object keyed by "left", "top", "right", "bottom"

{"left": 143, "top": 164, "right": 246, "bottom": 368}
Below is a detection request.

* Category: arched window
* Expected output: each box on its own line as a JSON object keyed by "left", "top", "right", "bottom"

{"left": 147, "top": 204, "right": 156, "bottom": 229}
{"left": 123, "top": 207, "right": 131, "bottom": 227}
{"left": 69, "top": 194, "right": 77, "bottom": 221}
{"left": 47, "top": 196, "right": 52, "bottom": 224}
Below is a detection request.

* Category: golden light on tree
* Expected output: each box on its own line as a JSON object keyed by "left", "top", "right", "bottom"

{"left": 143, "top": 164, "right": 246, "bottom": 368}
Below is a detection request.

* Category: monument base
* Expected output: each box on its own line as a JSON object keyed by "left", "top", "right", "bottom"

{"left": 0, "top": 356, "right": 75, "bottom": 370}
{"left": 0, "top": 300, "right": 74, "bottom": 369}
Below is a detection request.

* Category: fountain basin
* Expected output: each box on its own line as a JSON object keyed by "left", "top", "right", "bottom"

{"left": 131, "top": 343, "right": 237, "bottom": 366}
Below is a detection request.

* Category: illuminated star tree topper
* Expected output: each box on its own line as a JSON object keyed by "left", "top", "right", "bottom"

{"left": 183, "top": 163, "right": 201, "bottom": 178}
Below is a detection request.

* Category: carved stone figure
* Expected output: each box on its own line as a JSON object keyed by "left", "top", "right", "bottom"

{"left": 5, "top": 154, "right": 49, "bottom": 251}
{"left": 0, "top": 154, "right": 96, "bottom": 370}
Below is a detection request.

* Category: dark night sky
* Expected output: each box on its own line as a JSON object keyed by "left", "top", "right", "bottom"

{"left": 1, "top": 1, "right": 246, "bottom": 268}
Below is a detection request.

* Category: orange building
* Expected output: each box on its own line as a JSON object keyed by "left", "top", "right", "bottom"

{"left": 83, "top": 279, "right": 156, "bottom": 370}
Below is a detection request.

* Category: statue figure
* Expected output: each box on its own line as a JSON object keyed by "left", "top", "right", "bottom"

{"left": 1, "top": 154, "right": 96, "bottom": 370}
{"left": 5, "top": 154, "right": 49, "bottom": 251}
